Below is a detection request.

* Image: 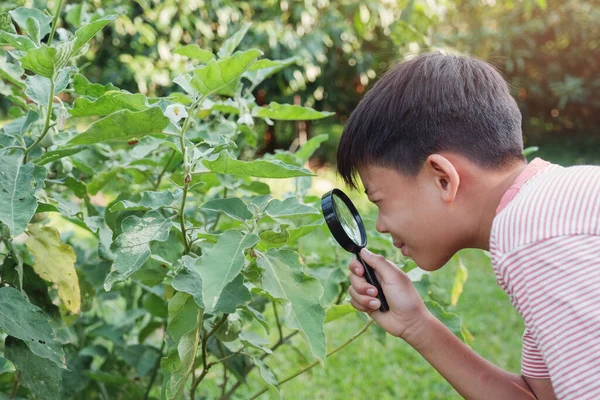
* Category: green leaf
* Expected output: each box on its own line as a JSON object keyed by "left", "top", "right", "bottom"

{"left": 104, "top": 211, "right": 172, "bottom": 291}
{"left": 265, "top": 197, "right": 320, "bottom": 218}
{"left": 20, "top": 44, "right": 56, "bottom": 77}
{"left": 183, "top": 230, "right": 258, "bottom": 313}
{"left": 203, "top": 151, "right": 314, "bottom": 179}
{"left": 142, "top": 292, "right": 167, "bottom": 318}
{"left": 1, "top": 110, "right": 39, "bottom": 138}
{"left": 191, "top": 49, "right": 262, "bottom": 96}
{"left": 8, "top": 7, "right": 53, "bottom": 39}
{"left": 259, "top": 229, "right": 289, "bottom": 248}
{"left": 295, "top": 134, "right": 328, "bottom": 163}
{"left": 72, "top": 15, "right": 117, "bottom": 56}
{"left": 0, "top": 287, "right": 66, "bottom": 367}
{"left": 523, "top": 146, "right": 539, "bottom": 158}
{"left": 0, "top": 31, "right": 36, "bottom": 52}
{"left": 73, "top": 73, "right": 119, "bottom": 98}
{"left": 87, "top": 167, "right": 122, "bottom": 195}
{"left": 0, "top": 154, "right": 46, "bottom": 236}
{"left": 200, "top": 197, "right": 252, "bottom": 221}
{"left": 425, "top": 300, "right": 465, "bottom": 341}
{"left": 70, "top": 92, "right": 149, "bottom": 117}
{"left": 67, "top": 107, "right": 169, "bottom": 146}
{"left": 325, "top": 304, "right": 358, "bottom": 323}
{"left": 217, "top": 23, "right": 252, "bottom": 58}
{"left": 241, "top": 305, "right": 270, "bottom": 335}
{"left": 250, "top": 356, "right": 280, "bottom": 399}
{"left": 166, "top": 292, "right": 201, "bottom": 345}
{"left": 34, "top": 146, "right": 85, "bottom": 166}
{"left": 0, "top": 357, "right": 14, "bottom": 375}
{"left": 243, "top": 56, "right": 298, "bottom": 87}
{"left": 450, "top": 255, "right": 469, "bottom": 306}
{"left": 0, "top": 12, "right": 16, "bottom": 33}
{"left": 239, "top": 331, "right": 272, "bottom": 354}
{"left": 161, "top": 298, "right": 202, "bottom": 400}
{"left": 24, "top": 70, "right": 69, "bottom": 106}
{"left": 173, "top": 45, "right": 215, "bottom": 63}
{"left": 109, "top": 189, "right": 183, "bottom": 212}
{"left": 4, "top": 337, "right": 63, "bottom": 400}
{"left": 25, "top": 16, "right": 41, "bottom": 44}
{"left": 257, "top": 249, "right": 326, "bottom": 360}
{"left": 119, "top": 344, "right": 161, "bottom": 377}
{"left": 25, "top": 225, "right": 81, "bottom": 314}
{"left": 255, "top": 103, "right": 334, "bottom": 121}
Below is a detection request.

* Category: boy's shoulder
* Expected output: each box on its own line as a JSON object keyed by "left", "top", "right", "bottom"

{"left": 491, "top": 160, "right": 600, "bottom": 256}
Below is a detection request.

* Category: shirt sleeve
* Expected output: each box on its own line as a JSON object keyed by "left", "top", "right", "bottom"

{"left": 521, "top": 327, "right": 550, "bottom": 379}
{"left": 498, "top": 234, "right": 600, "bottom": 400}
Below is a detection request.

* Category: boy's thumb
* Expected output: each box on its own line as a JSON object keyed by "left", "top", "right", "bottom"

{"left": 359, "top": 248, "right": 395, "bottom": 280}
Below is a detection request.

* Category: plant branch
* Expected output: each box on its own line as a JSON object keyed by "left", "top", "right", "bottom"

{"left": 47, "top": 0, "right": 64, "bottom": 47}
{"left": 179, "top": 182, "right": 190, "bottom": 253}
{"left": 190, "top": 314, "right": 229, "bottom": 397}
{"left": 218, "top": 341, "right": 228, "bottom": 400}
{"left": 247, "top": 321, "right": 374, "bottom": 400}
{"left": 272, "top": 302, "right": 283, "bottom": 343}
{"left": 154, "top": 150, "right": 176, "bottom": 190}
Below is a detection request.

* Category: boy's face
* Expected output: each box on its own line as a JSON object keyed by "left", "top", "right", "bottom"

{"left": 358, "top": 161, "right": 461, "bottom": 271}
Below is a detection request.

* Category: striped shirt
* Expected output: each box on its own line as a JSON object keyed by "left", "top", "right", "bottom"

{"left": 489, "top": 157, "right": 600, "bottom": 399}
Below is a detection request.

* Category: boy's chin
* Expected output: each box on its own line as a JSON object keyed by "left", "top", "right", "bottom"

{"left": 413, "top": 254, "right": 450, "bottom": 272}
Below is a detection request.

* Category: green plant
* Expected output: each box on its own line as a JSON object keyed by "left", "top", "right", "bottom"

{"left": 0, "top": 4, "right": 468, "bottom": 399}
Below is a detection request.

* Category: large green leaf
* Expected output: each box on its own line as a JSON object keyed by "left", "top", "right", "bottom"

{"left": 425, "top": 300, "right": 466, "bottom": 342}
{"left": 4, "top": 337, "right": 62, "bottom": 400}
{"left": 182, "top": 230, "right": 258, "bottom": 313}
{"left": 173, "top": 45, "right": 215, "bottom": 63}
{"left": 72, "top": 73, "right": 119, "bottom": 98}
{"left": 203, "top": 151, "right": 314, "bottom": 178}
{"left": 191, "top": 49, "right": 262, "bottom": 96}
{"left": 161, "top": 294, "right": 202, "bottom": 400}
{"left": 243, "top": 57, "right": 298, "bottom": 87}
{"left": 67, "top": 107, "right": 169, "bottom": 145}
{"left": 72, "top": 15, "right": 117, "bottom": 55}
{"left": 104, "top": 211, "right": 172, "bottom": 290}
{"left": 0, "top": 287, "right": 66, "bottom": 367}
{"left": 171, "top": 266, "right": 204, "bottom": 309}
{"left": 70, "top": 92, "right": 149, "bottom": 117}
{"left": 255, "top": 103, "right": 335, "bottom": 121}
{"left": 257, "top": 249, "right": 326, "bottom": 360}
{"left": 200, "top": 197, "right": 252, "bottom": 221}
{"left": 20, "top": 44, "right": 56, "bottom": 77}
{"left": 8, "top": 7, "right": 53, "bottom": 39}
{"left": 217, "top": 23, "right": 251, "bottom": 58}
{"left": 295, "top": 134, "right": 329, "bottom": 163}
{"left": 26, "top": 225, "right": 80, "bottom": 314}
{"left": 0, "top": 154, "right": 46, "bottom": 236}
{"left": 265, "top": 197, "right": 320, "bottom": 218}
{"left": 0, "top": 31, "right": 36, "bottom": 52}
{"left": 109, "top": 189, "right": 183, "bottom": 212}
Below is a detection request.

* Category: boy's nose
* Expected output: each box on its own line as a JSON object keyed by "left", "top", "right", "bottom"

{"left": 376, "top": 213, "right": 389, "bottom": 234}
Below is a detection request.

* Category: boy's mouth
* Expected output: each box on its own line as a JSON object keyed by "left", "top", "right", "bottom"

{"left": 393, "top": 241, "right": 407, "bottom": 256}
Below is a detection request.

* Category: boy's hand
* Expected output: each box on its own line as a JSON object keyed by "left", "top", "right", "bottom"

{"left": 348, "top": 248, "right": 428, "bottom": 341}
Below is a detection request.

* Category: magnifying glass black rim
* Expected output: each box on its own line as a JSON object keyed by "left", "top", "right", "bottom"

{"left": 321, "top": 188, "right": 367, "bottom": 253}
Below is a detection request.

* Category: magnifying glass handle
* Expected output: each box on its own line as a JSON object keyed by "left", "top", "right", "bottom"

{"left": 356, "top": 253, "right": 389, "bottom": 312}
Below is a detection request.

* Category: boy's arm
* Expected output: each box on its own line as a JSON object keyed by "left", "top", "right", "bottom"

{"left": 348, "top": 249, "right": 556, "bottom": 400}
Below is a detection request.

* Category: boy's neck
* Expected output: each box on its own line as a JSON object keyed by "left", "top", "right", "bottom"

{"left": 469, "top": 161, "right": 528, "bottom": 250}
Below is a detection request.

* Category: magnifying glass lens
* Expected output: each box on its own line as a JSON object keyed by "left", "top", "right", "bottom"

{"left": 333, "top": 195, "right": 362, "bottom": 245}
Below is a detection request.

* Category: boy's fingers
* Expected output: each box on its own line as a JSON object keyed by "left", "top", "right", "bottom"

{"left": 349, "top": 257, "right": 363, "bottom": 276}
{"left": 359, "top": 248, "right": 397, "bottom": 281}
{"left": 348, "top": 286, "right": 381, "bottom": 310}
{"left": 350, "top": 298, "right": 369, "bottom": 313}
{"left": 349, "top": 273, "right": 377, "bottom": 296}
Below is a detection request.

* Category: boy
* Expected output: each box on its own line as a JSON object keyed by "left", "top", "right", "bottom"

{"left": 339, "top": 52, "right": 600, "bottom": 399}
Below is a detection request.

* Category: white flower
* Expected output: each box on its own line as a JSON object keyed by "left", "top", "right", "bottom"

{"left": 164, "top": 103, "right": 189, "bottom": 123}
{"left": 236, "top": 113, "right": 254, "bottom": 127}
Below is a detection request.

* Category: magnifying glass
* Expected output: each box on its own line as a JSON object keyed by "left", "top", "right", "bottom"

{"left": 321, "top": 188, "right": 389, "bottom": 312}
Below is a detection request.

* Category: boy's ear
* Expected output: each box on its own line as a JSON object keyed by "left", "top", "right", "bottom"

{"left": 425, "top": 154, "right": 460, "bottom": 203}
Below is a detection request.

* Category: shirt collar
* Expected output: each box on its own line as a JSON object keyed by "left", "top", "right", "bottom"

{"left": 496, "top": 157, "right": 551, "bottom": 215}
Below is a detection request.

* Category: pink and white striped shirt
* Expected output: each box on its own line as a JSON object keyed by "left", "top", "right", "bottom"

{"left": 490, "top": 157, "right": 600, "bottom": 399}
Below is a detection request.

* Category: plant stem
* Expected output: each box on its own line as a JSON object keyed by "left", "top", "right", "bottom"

{"left": 143, "top": 334, "right": 166, "bottom": 400}
{"left": 180, "top": 182, "right": 190, "bottom": 253}
{"left": 190, "top": 314, "right": 229, "bottom": 398}
{"left": 272, "top": 302, "right": 283, "bottom": 342}
{"left": 24, "top": 77, "right": 55, "bottom": 163}
{"left": 154, "top": 150, "right": 176, "bottom": 190}
{"left": 247, "top": 321, "right": 374, "bottom": 400}
{"left": 47, "top": 0, "right": 64, "bottom": 47}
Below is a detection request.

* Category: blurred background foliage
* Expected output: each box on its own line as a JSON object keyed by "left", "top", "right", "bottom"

{"left": 1, "top": 0, "right": 598, "bottom": 164}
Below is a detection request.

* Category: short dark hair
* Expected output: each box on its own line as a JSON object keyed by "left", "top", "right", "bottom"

{"left": 337, "top": 52, "right": 525, "bottom": 188}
